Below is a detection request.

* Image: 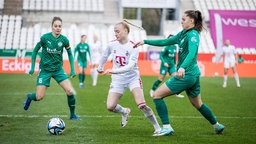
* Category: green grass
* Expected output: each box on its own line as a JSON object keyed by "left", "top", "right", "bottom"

{"left": 0, "top": 74, "right": 256, "bottom": 144}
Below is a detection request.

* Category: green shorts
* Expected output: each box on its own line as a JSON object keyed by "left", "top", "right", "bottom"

{"left": 165, "top": 75, "right": 200, "bottom": 97}
{"left": 36, "top": 68, "right": 68, "bottom": 87}
{"left": 160, "top": 64, "right": 176, "bottom": 75}
{"left": 78, "top": 60, "right": 88, "bottom": 68}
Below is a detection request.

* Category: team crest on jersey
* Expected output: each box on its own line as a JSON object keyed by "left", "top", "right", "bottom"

{"left": 126, "top": 51, "right": 129, "bottom": 56}
{"left": 58, "top": 42, "right": 63, "bottom": 47}
{"left": 191, "top": 36, "right": 197, "bottom": 43}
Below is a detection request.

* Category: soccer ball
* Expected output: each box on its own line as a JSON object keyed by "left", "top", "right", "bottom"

{"left": 47, "top": 117, "right": 65, "bottom": 135}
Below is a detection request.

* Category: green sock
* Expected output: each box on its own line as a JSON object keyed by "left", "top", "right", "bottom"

{"left": 28, "top": 93, "right": 37, "bottom": 101}
{"left": 152, "top": 80, "right": 162, "bottom": 91}
{"left": 153, "top": 98, "right": 170, "bottom": 125}
{"left": 198, "top": 103, "right": 217, "bottom": 125}
{"left": 67, "top": 95, "right": 76, "bottom": 116}
{"left": 79, "top": 74, "right": 83, "bottom": 83}
{"left": 82, "top": 74, "right": 85, "bottom": 82}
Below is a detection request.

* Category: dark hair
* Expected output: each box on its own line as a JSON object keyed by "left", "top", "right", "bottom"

{"left": 51, "top": 16, "right": 62, "bottom": 26}
{"left": 81, "top": 35, "right": 86, "bottom": 38}
{"left": 116, "top": 21, "right": 130, "bottom": 34}
{"left": 184, "top": 10, "right": 203, "bottom": 33}
{"left": 167, "top": 34, "right": 173, "bottom": 38}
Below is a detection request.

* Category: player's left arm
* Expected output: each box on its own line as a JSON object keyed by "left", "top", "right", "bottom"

{"left": 178, "top": 32, "right": 199, "bottom": 77}
{"left": 106, "top": 49, "right": 138, "bottom": 74}
{"left": 64, "top": 38, "right": 76, "bottom": 78}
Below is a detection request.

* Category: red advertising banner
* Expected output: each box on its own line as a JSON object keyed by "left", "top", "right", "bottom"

{"left": 209, "top": 10, "right": 256, "bottom": 48}
{"left": 1, "top": 58, "right": 256, "bottom": 77}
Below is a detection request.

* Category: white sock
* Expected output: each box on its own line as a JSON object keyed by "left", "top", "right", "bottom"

{"left": 163, "top": 124, "right": 171, "bottom": 129}
{"left": 139, "top": 104, "right": 161, "bottom": 131}
{"left": 113, "top": 104, "right": 126, "bottom": 115}
{"left": 234, "top": 72, "right": 240, "bottom": 85}
{"left": 213, "top": 122, "right": 219, "bottom": 128}
{"left": 223, "top": 75, "right": 228, "bottom": 84}
{"left": 93, "top": 68, "right": 98, "bottom": 83}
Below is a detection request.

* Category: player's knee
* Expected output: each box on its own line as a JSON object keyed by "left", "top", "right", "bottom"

{"left": 65, "top": 89, "right": 73, "bottom": 95}
{"left": 106, "top": 104, "right": 116, "bottom": 112}
{"left": 138, "top": 103, "right": 153, "bottom": 117}
{"left": 36, "top": 94, "right": 44, "bottom": 101}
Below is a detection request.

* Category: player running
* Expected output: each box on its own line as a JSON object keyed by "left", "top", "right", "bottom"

{"left": 97, "top": 21, "right": 162, "bottom": 136}
{"left": 150, "top": 34, "right": 184, "bottom": 98}
{"left": 90, "top": 35, "right": 102, "bottom": 86}
{"left": 23, "top": 16, "right": 80, "bottom": 120}
{"left": 74, "top": 35, "right": 91, "bottom": 88}
{"left": 134, "top": 10, "right": 225, "bottom": 135}
{"left": 219, "top": 39, "right": 241, "bottom": 88}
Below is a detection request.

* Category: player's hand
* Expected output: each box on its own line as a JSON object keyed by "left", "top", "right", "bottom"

{"left": 103, "top": 69, "right": 112, "bottom": 75}
{"left": 164, "top": 63, "right": 169, "bottom": 68}
{"left": 133, "top": 41, "right": 144, "bottom": 48}
{"left": 29, "top": 69, "right": 34, "bottom": 75}
{"left": 70, "top": 71, "right": 76, "bottom": 78}
{"left": 177, "top": 68, "right": 185, "bottom": 79}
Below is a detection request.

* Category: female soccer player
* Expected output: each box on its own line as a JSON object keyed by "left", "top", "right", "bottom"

{"left": 219, "top": 39, "right": 240, "bottom": 88}
{"left": 90, "top": 35, "right": 102, "bottom": 86}
{"left": 74, "top": 35, "right": 91, "bottom": 88}
{"left": 23, "top": 17, "right": 80, "bottom": 120}
{"left": 97, "top": 22, "right": 162, "bottom": 136}
{"left": 134, "top": 10, "right": 225, "bottom": 136}
{"left": 150, "top": 34, "right": 184, "bottom": 98}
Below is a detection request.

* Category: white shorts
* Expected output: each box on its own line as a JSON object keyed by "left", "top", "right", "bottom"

{"left": 109, "top": 78, "right": 143, "bottom": 94}
{"left": 91, "top": 57, "right": 100, "bottom": 65}
{"left": 224, "top": 60, "right": 235, "bottom": 68}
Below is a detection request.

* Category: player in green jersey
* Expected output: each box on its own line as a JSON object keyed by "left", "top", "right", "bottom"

{"left": 134, "top": 10, "right": 224, "bottom": 136}
{"left": 150, "top": 34, "right": 184, "bottom": 98}
{"left": 23, "top": 17, "right": 80, "bottom": 120}
{"left": 74, "top": 35, "right": 91, "bottom": 88}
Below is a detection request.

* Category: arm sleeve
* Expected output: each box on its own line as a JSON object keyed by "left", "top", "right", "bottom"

{"left": 144, "top": 32, "right": 181, "bottom": 46}
{"left": 160, "top": 47, "right": 166, "bottom": 63}
{"left": 66, "top": 48, "right": 76, "bottom": 75}
{"left": 180, "top": 33, "right": 199, "bottom": 69}
{"left": 111, "top": 49, "right": 138, "bottom": 74}
{"left": 30, "top": 42, "right": 41, "bottom": 71}
{"left": 97, "top": 45, "right": 111, "bottom": 72}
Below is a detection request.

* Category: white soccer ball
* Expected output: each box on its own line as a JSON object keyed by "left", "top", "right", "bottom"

{"left": 47, "top": 117, "right": 65, "bottom": 135}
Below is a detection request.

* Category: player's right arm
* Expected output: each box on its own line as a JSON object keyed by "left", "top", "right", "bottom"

{"left": 97, "top": 44, "right": 111, "bottom": 73}
{"left": 29, "top": 42, "right": 41, "bottom": 75}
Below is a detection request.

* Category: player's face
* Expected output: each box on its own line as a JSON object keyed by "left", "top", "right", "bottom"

{"left": 181, "top": 14, "right": 194, "bottom": 30}
{"left": 114, "top": 24, "right": 127, "bottom": 41}
{"left": 52, "top": 20, "right": 62, "bottom": 36}
{"left": 81, "top": 36, "right": 87, "bottom": 43}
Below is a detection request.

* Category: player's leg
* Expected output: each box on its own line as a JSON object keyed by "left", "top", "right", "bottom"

{"left": 231, "top": 66, "right": 240, "bottom": 87}
{"left": 187, "top": 77, "right": 224, "bottom": 134}
{"left": 24, "top": 70, "right": 50, "bottom": 110}
{"left": 91, "top": 64, "right": 99, "bottom": 86}
{"left": 223, "top": 61, "right": 229, "bottom": 88}
{"left": 107, "top": 83, "right": 130, "bottom": 127}
{"left": 129, "top": 80, "right": 161, "bottom": 135}
{"left": 56, "top": 69, "right": 80, "bottom": 120}
{"left": 170, "top": 69, "right": 184, "bottom": 98}
{"left": 150, "top": 74, "right": 165, "bottom": 97}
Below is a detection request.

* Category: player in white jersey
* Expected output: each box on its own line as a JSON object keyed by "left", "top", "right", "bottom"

{"left": 90, "top": 35, "right": 102, "bottom": 86}
{"left": 220, "top": 40, "right": 240, "bottom": 88}
{"left": 97, "top": 22, "right": 162, "bottom": 136}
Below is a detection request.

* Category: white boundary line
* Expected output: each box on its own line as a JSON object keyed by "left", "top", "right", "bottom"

{"left": 0, "top": 114, "right": 255, "bottom": 119}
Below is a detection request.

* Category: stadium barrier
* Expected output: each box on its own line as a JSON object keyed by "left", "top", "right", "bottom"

{"left": 0, "top": 57, "right": 256, "bottom": 77}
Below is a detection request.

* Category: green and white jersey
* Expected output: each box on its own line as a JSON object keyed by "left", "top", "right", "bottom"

{"left": 160, "top": 45, "right": 176, "bottom": 67}
{"left": 74, "top": 43, "right": 91, "bottom": 62}
{"left": 37, "top": 32, "right": 70, "bottom": 72}
{"left": 144, "top": 29, "right": 200, "bottom": 76}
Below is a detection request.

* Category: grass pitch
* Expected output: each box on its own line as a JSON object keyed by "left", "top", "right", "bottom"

{"left": 0, "top": 74, "right": 255, "bottom": 144}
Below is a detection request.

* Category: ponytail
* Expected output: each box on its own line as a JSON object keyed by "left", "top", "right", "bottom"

{"left": 185, "top": 10, "right": 203, "bottom": 33}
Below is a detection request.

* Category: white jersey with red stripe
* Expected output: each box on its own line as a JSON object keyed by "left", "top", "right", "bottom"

{"left": 98, "top": 39, "right": 140, "bottom": 84}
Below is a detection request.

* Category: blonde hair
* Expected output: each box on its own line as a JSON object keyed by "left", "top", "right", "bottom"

{"left": 116, "top": 22, "right": 130, "bottom": 34}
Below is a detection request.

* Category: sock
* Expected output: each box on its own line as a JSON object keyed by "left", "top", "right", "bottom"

{"left": 198, "top": 103, "right": 217, "bottom": 125}
{"left": 223, "top": 75, "right": 228, "bottom": 84}
{"left": 153, "top": 99, "right": 170, "bottom": 125}
{"left": 82, "top": 74, "right": 85, "bottom": 83}
{"left": 152, "top": 80, "right": 162, "bottom": 91}
{"left": 28, "top": 93, "right": 37, "bottom": 101}
{"left": 234, "top": 72, "right": 240, "bottom": 85}
{"left": 113, "top": 104, "right": 126, "bottom": 114}
{"left": 79, "top": 74, "right": 83, "bottom": 83}
{"left": 138, "top": 103, "right": 161, "bottom": 131}
{"left": 213, "top": 122, "right": 219, "bottom": 128}
{"left": 163, "top": 124, "right": 171, "bottom": 129}
{"left": 93, "top": 68, "right": 98, "bottom": 83}
{"left": 67, "top": 94, "right": 76, "bottom": 117}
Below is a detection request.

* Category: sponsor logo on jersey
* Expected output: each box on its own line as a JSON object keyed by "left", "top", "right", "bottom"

{"left": 47, "top": 48, "right": 61, "bottom": 54}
